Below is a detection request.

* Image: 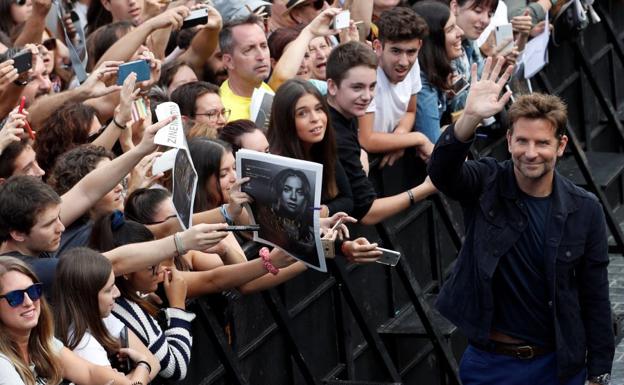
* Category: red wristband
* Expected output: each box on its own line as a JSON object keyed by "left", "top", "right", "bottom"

{"left": 259, "top": 247, "right": 279, "bottom": 275}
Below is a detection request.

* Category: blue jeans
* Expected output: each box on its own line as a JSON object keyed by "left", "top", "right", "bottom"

{"left": 460, "top": 344, "right": 587, "bottom": 385}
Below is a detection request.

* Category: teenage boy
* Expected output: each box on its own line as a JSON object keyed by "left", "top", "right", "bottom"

{"left": 359, "top": 7, "right": 434, "bottom": 167}
{"left": 429, "top": 58, "right": 613, "bottom": 385}
{"left": 326, "top": 41, "right": 436, "bottom": 225}
{"left": 219, "top": 14, "right": 273, "bottom": 122}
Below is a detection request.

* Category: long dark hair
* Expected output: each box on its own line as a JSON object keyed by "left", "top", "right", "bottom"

{"left": 53, "top": 247, "right": 121, "bottom": 353}
{"left": 188, "top": 137, "right": 232, "bottom": 212}
{"left": 268, "top": 79, "right": 338, "bottom": 200}
{"left": 412, "top": 1, "right": 454, "bottom": 91}
{"left": 89, "top": 212, "right": 161, "bottom": 317}
{"left": 86, "top": 0, "right": 113, "bottom": 35}
{"left": 0, "top": 0, "right": 17, "bottom": 38}
{"left": 125, "top": 188, "right": 172, "bottom": 224}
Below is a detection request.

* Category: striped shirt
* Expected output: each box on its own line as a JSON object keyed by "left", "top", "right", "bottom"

{"left": 112, "top": 298, "right": 195, "bottom": 380}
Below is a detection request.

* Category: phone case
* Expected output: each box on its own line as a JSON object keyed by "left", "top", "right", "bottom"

{"left": 117, "top": 60, "right": 151, "bottom": 85}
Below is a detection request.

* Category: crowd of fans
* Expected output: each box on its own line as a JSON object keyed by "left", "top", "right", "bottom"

{"left": 0, "top": 0, "right": 552, "bottom": 383}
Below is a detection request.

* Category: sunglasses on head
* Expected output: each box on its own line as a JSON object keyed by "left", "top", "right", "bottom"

{"left": 42, "top": 38, "right": 57, "bottom": 51}
{"left": 0, "top": 283, "right": 43, "bottom": 308}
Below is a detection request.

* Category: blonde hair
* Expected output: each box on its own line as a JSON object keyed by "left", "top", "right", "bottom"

{"left": 0, "top": 257, "right": 62, "bottom": 385}
{"left": 188, "top": 121, "right": 219, "bottom": 140}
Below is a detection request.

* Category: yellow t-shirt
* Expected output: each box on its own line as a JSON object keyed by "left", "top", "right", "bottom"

{"left": 220, "top": 80, "right": 274, "bottom": 122}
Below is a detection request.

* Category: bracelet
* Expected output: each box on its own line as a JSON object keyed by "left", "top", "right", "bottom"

{"left": 135, "top": 360, "right": 152, "bottom": 374}
{"left": 259, "top": 247, "right": 279, "bottom": 275}
{"left": 173, "top": 232, "right": 186, "bottom": 256}
{"left": 219, "top": 204, "right": 234, "bottom": 225}
{"left": 112, "top": 116, "right": 126, "bottom": 129}
{"left": 407, "top": 189, "right": 415, "bottom": 206}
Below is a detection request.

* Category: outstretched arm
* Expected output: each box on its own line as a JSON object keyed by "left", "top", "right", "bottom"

{"left": 59, "top": 117, "right": 172, "bottom": 227}
{"left": 268, "top": 7, "right": 341, "bottom": 90}
{"left": 178, "top": 6, "right": 222, "bottom": 75}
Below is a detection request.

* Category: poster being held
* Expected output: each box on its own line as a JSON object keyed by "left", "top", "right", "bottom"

{"left": 236, "top": 150, "right": 327, "bottom": 272}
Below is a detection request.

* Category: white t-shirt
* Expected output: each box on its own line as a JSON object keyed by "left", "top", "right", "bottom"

{"left": 0, "top": 337, "right": 63, "bottom": 385}
{"left": 71, "top": 314, "right": 125, "bottom": 366}
{"left": 366, "top": 59, "right": 422, "bottom": 133}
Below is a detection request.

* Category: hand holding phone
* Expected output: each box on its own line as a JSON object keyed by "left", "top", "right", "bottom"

{"left": 375, "top": 247, "right": 401, "bottom": 266}
{"left": 182, "top": 8, "right": 208, "bottom": 29}
{"left": 331, "top": 10, "right": 351, "bottom": 30}
{"left": 494, "top": 24, "right": 514, "bottom": 56}
{"left": 117, "top": 59, "right": 151, "bottom": 85}
{"left": 13, "top": 50, "right": 32, "bottom": 74}
{"left": 18, "top": 97, "right": 35, "bottom": 140}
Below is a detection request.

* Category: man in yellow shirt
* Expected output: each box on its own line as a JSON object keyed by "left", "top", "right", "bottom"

{"left": 219, "top": 14, "right": 274, "bottom": 122}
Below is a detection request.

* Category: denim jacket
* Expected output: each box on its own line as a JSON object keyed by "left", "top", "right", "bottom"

{"left": 428, "top": 125, "right": 614, "bottom": 378}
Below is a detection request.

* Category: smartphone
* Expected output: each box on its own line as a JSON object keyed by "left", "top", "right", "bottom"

{"left": 224, "top": 225, "right": 260, "bottom": 232}
{"left": 495, "top": 24, "right": 514, "bottom": 56}
{"left": 18, "top": 96, "right": 35, "bottom": 140}
{"left": 451, "top": 76, "right": 469, "bottom": 96}
{"left": 110, "top": 327, "right": 131, "bottom": 373}
{"left": 13, "top": 50, "right": 32, "bottom": 74}
{"left": 331, "top": 10, "right": 351, "bottom": 30}
{"left": 375, "top": 247, "right": 401, "bottom": 266}
{"left": 182, "top": 8, "right": 208, "bottom": 29}
{"left": 117, "top": 59, "right": 150, "bottom": 85}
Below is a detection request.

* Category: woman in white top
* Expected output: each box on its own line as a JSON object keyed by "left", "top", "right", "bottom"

{"left": 52, "top": 247, "right": 160, "bottom": 381}
{"left": 0, "top": 256, "right": 151, "bottom": 385}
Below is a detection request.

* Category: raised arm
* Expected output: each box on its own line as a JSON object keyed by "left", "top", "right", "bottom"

{"left": 453, "top": 58, "right": 513, "bottom": 141}
{"left": 29, "top": 62, "right": 122, "bottom": 130}
{"left": 13, "top": 0, "right": 50, "bottom": 46}
{"left": 59, "top": 117, "right": 173, "bottom": 227}
{"left": 268, "top": 7, "right": 341, "bottom": 91}
{"left": 178, "top": 6, "right": 222, "bottom": 75}
{"left": 95, "top": 7, "right": 188, "bottom": 68}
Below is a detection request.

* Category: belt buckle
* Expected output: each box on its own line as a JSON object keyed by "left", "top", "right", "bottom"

{"left": 516, "top": 345, "right": 534, "bottom": 359}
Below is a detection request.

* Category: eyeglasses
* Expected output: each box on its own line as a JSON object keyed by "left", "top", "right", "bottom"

{"left": 0, "top": 283, "right": 43, "bottom": 308}
{"left": 42, "top": 38, "right": 57, "bottom": 51}
{"left": 195, "top": 108, "right": 231, "bottom": 122}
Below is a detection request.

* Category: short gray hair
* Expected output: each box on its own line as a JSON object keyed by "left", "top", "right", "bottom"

{"left": 219, "top": 13, "right": 264, "bottom": 54}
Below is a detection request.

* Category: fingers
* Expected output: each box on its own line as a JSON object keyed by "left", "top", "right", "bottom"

{"left": 496, "top": 64, "right": 515, "bottom": 88}
{"left": 230, "top": 177, "right": 250, "bottom": 192}
{"left": 489, "top": 56, "right": 505, "bottom": 82}
{"left": 469, "top": 62, "right": 479, "bottom": 85}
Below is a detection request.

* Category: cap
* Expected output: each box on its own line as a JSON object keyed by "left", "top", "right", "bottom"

{"left": 212, "top": 0, "right": 272, "bottom": 21}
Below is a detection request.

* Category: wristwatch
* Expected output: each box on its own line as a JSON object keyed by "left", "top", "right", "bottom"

{"left": 588, "top": 373, "right": 611, "bottom": 385}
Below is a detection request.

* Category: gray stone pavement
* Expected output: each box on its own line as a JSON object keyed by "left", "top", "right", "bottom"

{"left": 609, "top": 255, "right": 624, "bottom": 384}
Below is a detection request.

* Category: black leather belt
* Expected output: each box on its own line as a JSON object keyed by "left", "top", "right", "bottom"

{"left": 471, "top": 341, "right": 553, "bottom": 360}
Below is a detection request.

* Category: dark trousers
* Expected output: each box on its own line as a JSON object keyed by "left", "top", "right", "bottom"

{"left": 460, "top": 344, "right": 587, "bottom": 385}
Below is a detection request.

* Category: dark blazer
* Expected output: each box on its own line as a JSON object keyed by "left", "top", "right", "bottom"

{"left": 428, "top": 125, "right": 614, "bottom": 378}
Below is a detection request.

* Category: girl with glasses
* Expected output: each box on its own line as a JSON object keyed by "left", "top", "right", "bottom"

{"left": 0, "top": 256, "right": 152, "bottom": 385}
